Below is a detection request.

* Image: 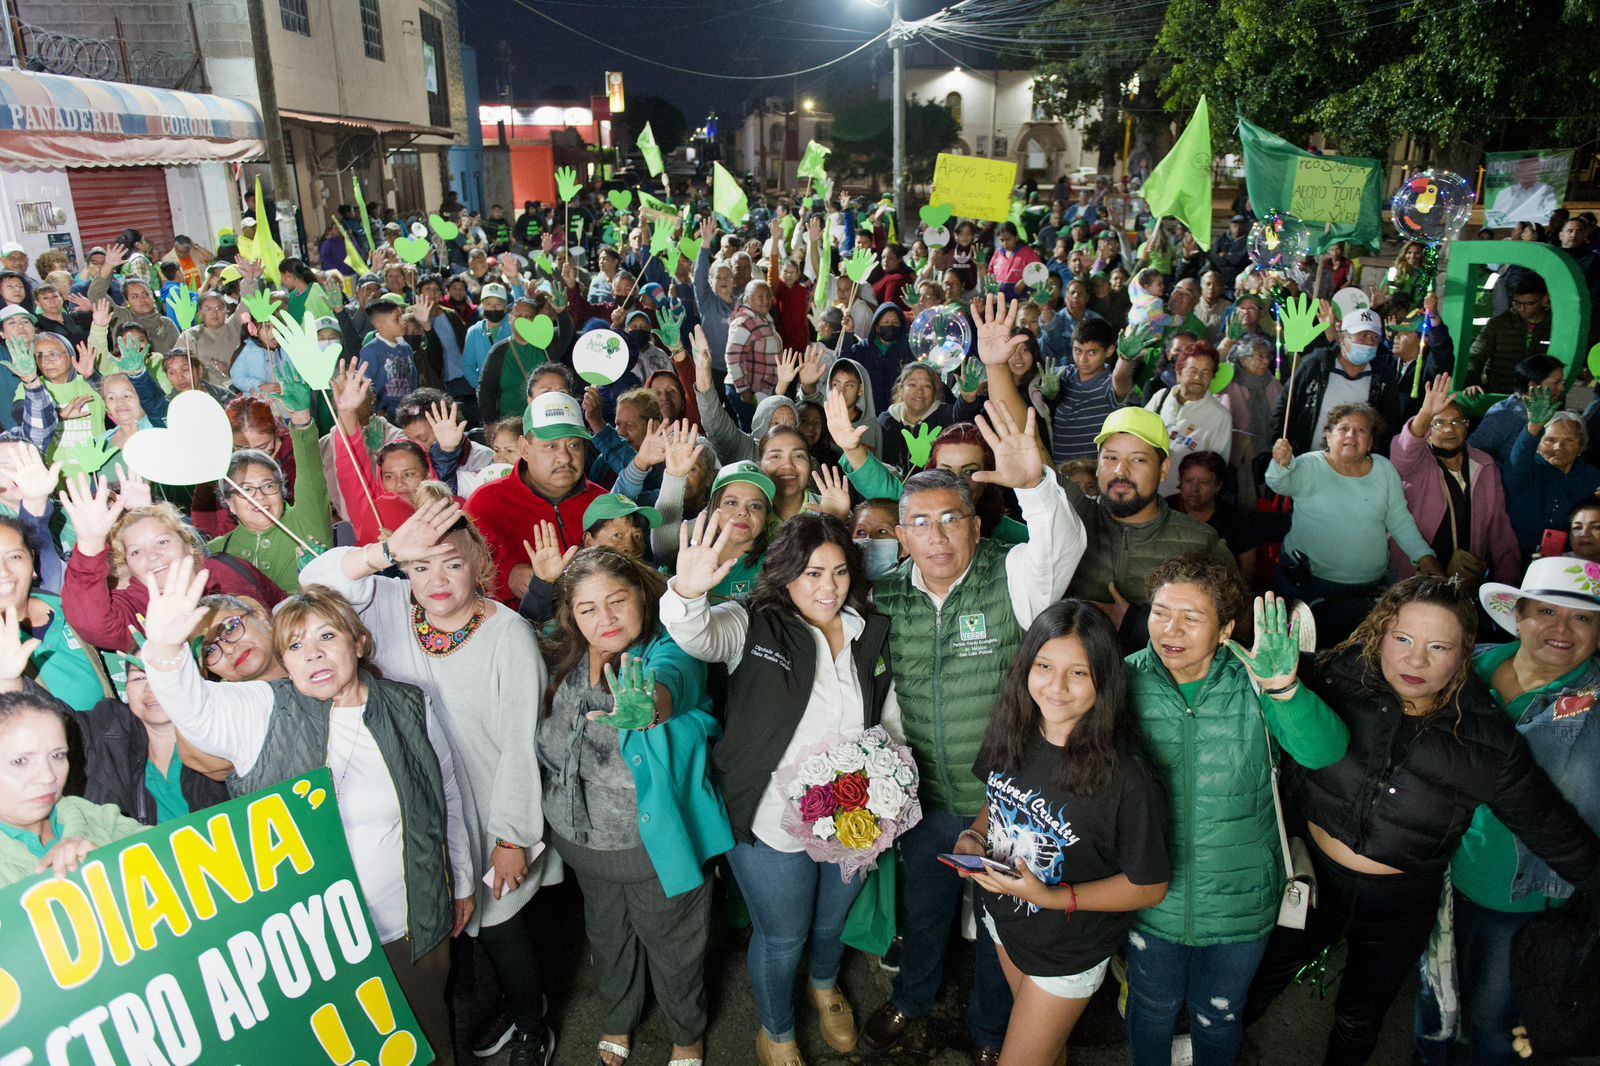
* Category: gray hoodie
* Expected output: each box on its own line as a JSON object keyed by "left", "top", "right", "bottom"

{"left": 696, "top": 390, "right": 798, "bottom": 463}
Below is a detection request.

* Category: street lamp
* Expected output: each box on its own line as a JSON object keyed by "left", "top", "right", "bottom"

{"left": 802, "top": 98, "right": 815, "bottom": 113}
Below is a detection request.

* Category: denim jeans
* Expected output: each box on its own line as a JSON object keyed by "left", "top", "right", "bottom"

{"left": 890, "top": 808, "right": 1013, "bottom": 1048}
{"left": 1414, "top": 889, "right": 1540, "bottom": 1066}
{"left": 726, "top": 840, "right": 864, "bottom": 1042}
{"left": 1124, "top": 930, "right": 1270, "bottom": 1066}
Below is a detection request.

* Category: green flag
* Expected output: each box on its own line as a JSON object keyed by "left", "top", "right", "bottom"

{"left": 1142, "top": 96, "right": 1214, "bottom": 250}
{"left": 1237, "top": 115, "right": 1384, "bottom": 254}
{"left": 638, "top": 121, "right": 664, "bottom": 177}
{"left": 713, "top": 161, "right": 749, "bottom": 225}
{"left": 798, "top": 139, "right": 831, "bottom": 181}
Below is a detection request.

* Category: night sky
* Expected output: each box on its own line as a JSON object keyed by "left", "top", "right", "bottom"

{"left": 457, "top": 0, "right": 957, "bottom": 126}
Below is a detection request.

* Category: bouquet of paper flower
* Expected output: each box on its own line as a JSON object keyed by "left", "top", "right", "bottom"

{"left": 774, "top": 726, "right": 922, "bottom": 881}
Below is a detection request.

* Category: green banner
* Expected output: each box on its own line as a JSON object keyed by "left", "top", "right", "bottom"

{"left": 1482, "top": 149, "right": 1571, "bottom": 229}
{"left": 0, "top": 771, "right": 431, "bottom": 1065}
{"left": 1142, "top": 95, "right": 1213, "bottom": 250}
{"left": 1237, "top": 116, "right": 1384, "bottom": 254}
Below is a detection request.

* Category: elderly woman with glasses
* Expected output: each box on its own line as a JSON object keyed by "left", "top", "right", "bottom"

{"left": 1389, "top": 374, "right": 1520, "bottom": 587}
{"left": 1503, "top": 385, "right": 1600, "bottom": 555}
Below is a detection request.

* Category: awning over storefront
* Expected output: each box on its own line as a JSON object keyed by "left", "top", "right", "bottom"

{"left": 279, "top": 109, "right": 453, "bottom": 139}
{"left": 0, "top": 69, "right": 264, "bottom": 169}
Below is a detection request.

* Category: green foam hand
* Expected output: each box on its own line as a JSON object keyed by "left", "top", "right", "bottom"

{"left": 678, "top": 236, "right": 702, "bottom": 262}
{"left": 2, "top": 335, "right": 36, "bottom": 380}
{"left": 549, "top": 281, "right": 567, "bottom": 311}
{"left": 1525, "top": 384, "right": 1560, "bottom": 427}
{"left": 533, "top": 252, "right": 556, "bottom": 276}
{"left": 901, "top": 423, "right": 943, "bottom": 469}
{"left": 515, "top": 316, "right": 555, "bottom": 350}
{"left": 649, "top": 224, "right": 674, "bottom": 256}
{"left": 662, "top": 246, "right": 683, "bottom": 278}
{"left": 241, "top": 290, "right": 277, "bottom": 325}
{"left": 165, "top": 288, "right": 198, "bottom": 331}
{"left": 271, "top": 309, "right": 340, "bottom": 389}
{"left": 555, "top": 166, "right": 582, "bottom": 204}
{"left": 274, "top": 358, "right": 313, "bottom": 414}
{"left": 919, "top": 204, "right": 953, "bottom": 228}
{"left": 652, "top": 304, "right": 685, "bottom": 351}
{"left": 599, "top": 656, "right": 658, "bottom": 730}
{"left": 1280, "top": 293, "right": 1324, "bottom": 354}
{"left": 843, "top": 247, "right": 876, "bottom": 284}
{"left": 1039, "top": 361, "right": 1063, "bottom": 401}
{"left": 115, "top": 334, "right": 150, "bottom": 374}
{"left": 1117, "top": 324, "right": 1158, "bottom": 361}
{"left": 958, "top": 358, "right": 986, "bottom": 396}
{"left": 608, "top": 189, "right": 634, "bottom": 212}
{"left": 1226, "top": 596, "right": 1301, "bottom": 688}
{"left": 62, "top": 440, "right": 114, "bottom": 476}
{"left": 428, "top": 213, "right": 459, "bottom": 241}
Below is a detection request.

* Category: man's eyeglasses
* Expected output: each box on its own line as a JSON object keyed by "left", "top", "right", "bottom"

{"left": 898, "top": 513, "right": 975, "bottom": 537}
{"left": 202, "top": 615, "right": 247, "bottom": 665}
{"left": 231, "top": 480, "right": 283, "bottom": 499}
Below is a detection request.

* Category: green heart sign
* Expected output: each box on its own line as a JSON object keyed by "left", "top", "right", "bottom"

{"left": 516, "top": 316, "right": 555, "bottom": 349}
{"left": 920, "top": 204, "right": 954, "bottom": 228}
{"left": 678, "top": 237, "right": 702, "bottom": 262}
{"left": 1210, "top": 363, "right": 1235, "bottom": 394}
{"left": 394, "top": 236, "right": 430, "bottom": 264}
{"left": 1588, "top": 342, "right": 1600, "bottom": 380}
{"left": 429, "top": 213, "right": 459, "bottom": 241}
{"left": 608, "top": 189, "right": 634, "bottom": 212}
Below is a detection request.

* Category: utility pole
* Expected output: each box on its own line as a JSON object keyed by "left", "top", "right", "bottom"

{"left": 890, "top": 0, "right": 906, "bottom": 234}
{"left": 244, "top": 0, "right": 300, "bottom": 258}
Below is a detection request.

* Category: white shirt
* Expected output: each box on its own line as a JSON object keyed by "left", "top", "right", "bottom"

{"left": 1146, "top": 389, "right": 1235, "bottom": 494}
{"left": 147, "top": 656, "right": 475, "bottom": 944}
{"left": 659, "top": 590, "right": 904, "bottom": 853}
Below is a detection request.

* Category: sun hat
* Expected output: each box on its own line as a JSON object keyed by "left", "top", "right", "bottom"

{"left": 1480, "top": 556, "right": 1600, "bottom": 634}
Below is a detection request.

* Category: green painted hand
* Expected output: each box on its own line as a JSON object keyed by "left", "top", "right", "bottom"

{"left": 275, "top": 359, "right": 313, "bottom": 414}
{"left": 241, "top": 290, "right": 277, "bottom": 325}
{"left": 1225, "top": 596, "right": 1301, "bottom": 690}
{"left": 364, "top": 417, "right": 385, "bottom": 455}
{"left": 598, "top": 656, "right": 658, "bottom": 730}
{"left": 2, "top": 335, "right": 36, "bottom": 380}
{"left": 549, "top": 282, "right": 567, "bottom": 311}
{"left": 1227, "top": 314, "right": 1245, "bottom": 340}
{"left": 958, "top": 358, "right": 986, "bottom": 396}
{"left": 61, "top": 440, "right": 115, "bottom": 476}
{"left": 982, "top": 275, "right": 1002, "bottom": 295}
{"left": 115, "top": 334, "right": 150, "bottom": 374}
{"left": 901, "top": 423, "right": 942, "bottom": 469}
{"left": 555, "top": 166, "right": 582, "bottom": 203}
{"left": 1117, "top": 324, "right": 1158, "bottom": 361}
{"left": 165, "top": 289, "right": 197, "bottom": 331}
{"left": 843, "top": 247, "right": 876, "bottom": 284}
{"left": 1038, "top": 361, "right": 1063, "bottom": 401}
{"left": 652, "top": 305, "right": 685, "bottom": 351}
{"left": 1525, "top": 384, "right": 1560, "bottom": 427}
{"left": 1280, "top": 293, "right": 1323, "bottom": 354}
{"left": 1030, "top": 286, "right": 1052, "bottom": 307}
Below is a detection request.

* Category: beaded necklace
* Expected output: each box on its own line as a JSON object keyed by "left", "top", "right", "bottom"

{"left": 412, "top": 600, "right": 486, "bottom": 657}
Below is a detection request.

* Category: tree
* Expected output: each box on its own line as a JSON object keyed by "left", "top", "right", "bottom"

{"left": 827, "top": 99, "right": 960, "bottom": 187}
{"left": 628, "top": 95, "right": 690, "bottom": 154}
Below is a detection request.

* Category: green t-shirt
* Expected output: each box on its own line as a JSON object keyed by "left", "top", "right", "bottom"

{"left": 144, "top": 754, "right": 189, "bottom": 825}
{"left": 711, "top": 552, "right": 763, "bottom": 605}
{"left": 1451, "top": 641, "right": 1586, "bottom": 912}
{"left": 31, "top": 592, "right": 107, "bottom": 711}
{"left": 0, "top": 808, "right": 62, "bottom": 859}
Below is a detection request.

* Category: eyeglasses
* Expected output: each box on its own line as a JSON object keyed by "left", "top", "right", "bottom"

{"left": 898, "top": 512, "right": 975, "bottom": 536}
{"left": 231, "top": 480, "right": 283, "bottom": 499}
{"left": 1513, "top": 298, "right": 1544, "bottom": 309}
{"left": 202, "top": 615, "right": 247, "bottom": 665}
{"left": 1428, "top": 417, "right": 1468, "bottom": 429}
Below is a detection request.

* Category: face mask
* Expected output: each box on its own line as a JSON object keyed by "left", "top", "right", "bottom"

{"left": 877, "top": 324, "right": 902, "bottom": 342}
{"left": 855, "top": 537, "right": 900, "bottom": 580}
{"left": 318, "top": 340, "right": 339, "bottom": 351}
{"left": 1346, "top": 342, "right": 1379, "bottom": 366}
{"left": 482, "top": 308, "right": 506, "bottom": 324}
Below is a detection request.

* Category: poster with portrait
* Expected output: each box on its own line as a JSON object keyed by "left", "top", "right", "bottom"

{"left": 1482, "top": 150, "right": 1572, "bottom": 229}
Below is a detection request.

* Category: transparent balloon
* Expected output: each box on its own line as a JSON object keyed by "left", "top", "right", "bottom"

{"left": 910, "top": 306, "right": 972, "bottom": 373}
{"left": 1248, "top": 213, "right": 1315, "bottom": 270}
{"left": 1391, "top": 170, "right": 1474, "bottom": 245}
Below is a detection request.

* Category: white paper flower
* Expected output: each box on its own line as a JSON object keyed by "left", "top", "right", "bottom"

{"left": 867, "top": 777, "right": 908, "bottom": 819}
{"left": 798, "top": 754, "right": 835, "bottom": 787}
{"left": 864, "top": 747, "right": 900, "bottom": 778}
{"left": 828, "top": 742, "right": 868, "bottom": 774}
{"left": 812, "top": 816, "right": 837, "bottom": 840}
{"left": 893, "top": 763, "right": 917, "bottom": 789}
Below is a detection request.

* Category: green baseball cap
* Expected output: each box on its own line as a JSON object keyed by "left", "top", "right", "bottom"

{"left": 1093, "top": 406, "right": 1170, "bottom": 455}
{"left": 313, "top": 315, "right": 340, "bottom": 334}
{"left": 583, "top": 493, "right": 663, "bottom": 531}
{"left": 709, "top": 460, "right": 776, "bottom": 503}
{"left": 522, "top": 391, "right": 593, "bottom": 441}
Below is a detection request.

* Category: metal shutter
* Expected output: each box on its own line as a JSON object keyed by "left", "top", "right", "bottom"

{"left": 68, "top": 167, "right": 175, "bottom": 253}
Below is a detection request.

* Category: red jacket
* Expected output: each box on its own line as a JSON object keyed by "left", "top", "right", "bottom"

{"left": 463, "top": 464, "right": 607, "bottom": 603}
{"left": 64, "top": 547, "right": 286, "bottom": 653}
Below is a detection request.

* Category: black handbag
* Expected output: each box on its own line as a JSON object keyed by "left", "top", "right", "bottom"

{"left": 1510, "top": 891, "right": 1600, "bottom": 1059}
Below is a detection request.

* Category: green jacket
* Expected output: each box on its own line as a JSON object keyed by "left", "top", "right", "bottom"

{"left": 208, "top": 422, "right": 334, "bottom": 592}
{"left": 1127, "top": 645, "right": 1348, "bottom": 946}
{"left": 874, "top": 540, "right": 1022, "bottom": 815}
{"left": 232, "top": 674, "right": 453, "bottom": 960}
{"left": 0, "top": 796, "right": 144, "bottom": 888}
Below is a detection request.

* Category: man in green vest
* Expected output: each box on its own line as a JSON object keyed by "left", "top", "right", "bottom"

{"left": 862, "top": 399, "right": 1084, "bottom": 1062}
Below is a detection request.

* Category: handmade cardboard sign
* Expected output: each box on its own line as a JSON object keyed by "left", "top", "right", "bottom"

{"left": 930, "top": 154, "right": 1017, "bottom": 224}
{"left": 120, "top": 390, "right": 235, "bottom": 485}
{"left": 0, "top": 771, "right": 431, "bottom": 1065}
{"left": 1289, "top": 156, "right": 1372, "bottom": 227}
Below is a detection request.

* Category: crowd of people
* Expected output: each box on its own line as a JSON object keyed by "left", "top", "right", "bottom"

{"left": 0, "top": 166, "right": 1596, "bottom": 1066}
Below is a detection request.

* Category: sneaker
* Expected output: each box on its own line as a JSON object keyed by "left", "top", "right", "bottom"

{"left": 877, "top": 934, "right": 904, "bottom": 974}
{"left": 506, "top": 1025, "right": 556, "bottom": 1066}
{"left": 470, "top": 1005, "right": 516, "bottom": 1059}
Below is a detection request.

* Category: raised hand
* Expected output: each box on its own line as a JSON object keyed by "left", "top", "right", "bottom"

{"left": 523, "top": 520, "right": 578, "bottom": 585}
{"left": 698, "top": 215, "right": 717, "bottom": 247}
{"left": 139, "top": 554, "right": 209, "bottom": 650}
{"left": 809, "top": 465, "right": 851, "bottom": 519}
{"left": 114, "top": 334, "right": 149, "bottom": 375}
{"left": 652, "top": 302, "right": 686, "bottom": 351}
{"left": 386, "top": 496, "right": 463, "bottom": 563}
{"left": 901, "top": 423, "right": 942, "bottom": 469}
{"left": 103, "top": 243, "right": 128, "bottom": 272}
{"left": 332, "top": 358, "right": 372, "bottom": 414}
{"left": 674, "top": 509, "right": 737, "bottom": 600}
{"left": 0, "top": 605, "right": 41, "bottom": 682}
{"left": 1225, "top": 592, "right": 1302, "bottom": 692}
{"left": 1117, "top": 324, "right": 1158, "bottom": 362}
{"left": 274, "top": 358, "right": 313, "bottom": 414}
{"left": 663, "top": 420, "right": 704, "bottom": 479}
{"left": 972, "top": 293, "right": 1028, "bottom": 368}
{"left": 1525, "top": 384, "right": 1560, "bottom": 428}
{"left": 797, "top": 343, "right": 826, "bottom": 388}
{"left": 1280, "top": 293, "right": 1325, "bottom": 354}
{"left": 774, "top": 349, "right": 803, "bottom": 395}
{"left": 116, "top": 467, "right": 153, "bottom": 511}
{"left": 91, "top": 297, "right": 114, "bottom": 329}
{"left": 581, "top": 387, "right": 605, "bottom": 434}
{"left": 633, "top": 419, "right": 668, "bottom": 469}
{"left": 72, "top": 341, "right": 98, "bottom": 380}
{"left": 690, "top": 324, "right": 715, "bottom": 393}
{"left": 825, "top": 390, "right": 868, "bottom": 454}
{"left": 958, "top": 357, "right": 987, "bottom": 399}
{"left": 971, "top": 399, "right": 1043, "bottom": 489}
{"left": 56, "top": 473, "right": 125, "bottom": 556}
{"left": 426, "top": 399, "right": 467, "bottom": 454}
{"left": 595, "top": 653, "right": 659, "bottom": 730}
{"left": 2, "top": 335, "right": 36, "bottom": 382}
{"left": 1038, "top": 361, "right": 1063, "bottom": 401}
{"left": 1272, "top": 438, "right": 1294, "bottom": 469}
{"left": 3, "top": 445, "right": 61, "bottom": 512}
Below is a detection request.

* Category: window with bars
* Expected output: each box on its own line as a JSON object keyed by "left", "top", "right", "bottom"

{"left": 280, "top": 0, "right": 310, "bottom": 36}
{"left": 359, "top": 0, "right": 384, "bottom": 60}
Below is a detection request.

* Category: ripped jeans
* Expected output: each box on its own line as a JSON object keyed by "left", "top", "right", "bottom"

{"left": 1124, "top": 929, "right": 1270, "bottom": 1066}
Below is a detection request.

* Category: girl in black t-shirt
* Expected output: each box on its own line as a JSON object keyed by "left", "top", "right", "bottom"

{"left": 954, "top": 601, "right": 1171, "bottom": 1065}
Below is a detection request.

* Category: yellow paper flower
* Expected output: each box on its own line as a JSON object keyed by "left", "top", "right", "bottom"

{"left": 834, "top": 808, "right": 882, "bottom": 850}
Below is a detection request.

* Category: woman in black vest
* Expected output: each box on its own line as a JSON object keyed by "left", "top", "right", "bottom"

{"left": 139, "top": 557, "right": 477, "bottom": 1065}
{"left": 661, "top": 510, "right": 903, "bottom": 1066}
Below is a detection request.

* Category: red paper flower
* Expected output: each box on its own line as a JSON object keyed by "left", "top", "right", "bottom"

{"left": 833, "top": 772, "right": 871, "bottom": 812}
{"left": 799, "top": 784, "right": 838, "bottom": 823}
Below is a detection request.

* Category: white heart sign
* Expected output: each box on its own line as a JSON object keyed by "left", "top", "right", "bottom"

{"left": 923, "top": 225, "right": 951, "bottom": 247}
{"left": 1022, "top": 262, "right": 1050, "bottom": 287}
{"left": 121, "top": 391, "right": 235, "bottom": 486}
{"left": 574, "top": 328, "right": 631, "bottom": 387}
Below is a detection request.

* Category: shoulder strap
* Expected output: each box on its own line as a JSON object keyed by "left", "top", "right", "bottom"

{"left": 1249, "top": 678, "right": 1297, "bottom": 875}
{"left": 207, "top": 553, "right": 268, "bottom": 600}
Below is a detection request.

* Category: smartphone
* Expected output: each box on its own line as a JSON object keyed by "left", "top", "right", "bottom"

{"left": 1539, "top": 529, "right": 1569, "bottom": 558}
{"left": 937, "top": 853, "right": 1019, "bottom": 877}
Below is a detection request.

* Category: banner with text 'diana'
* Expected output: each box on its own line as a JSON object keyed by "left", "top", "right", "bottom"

{"left": 0, "top": 769, "right": 431, "bottom": 1066}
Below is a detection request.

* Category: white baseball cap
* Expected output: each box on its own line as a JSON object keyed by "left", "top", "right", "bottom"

{"left": 0, "top": 242, "right": 23, "bottom": 256}
{"left": 480, "top": 283, "right": 508, "bottom": 303}
{"left": 1340, "top": 307, "right": 1384, "bottom": 338}
{"left": 522, "top": 391, "right": 593, "bottom": 441}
